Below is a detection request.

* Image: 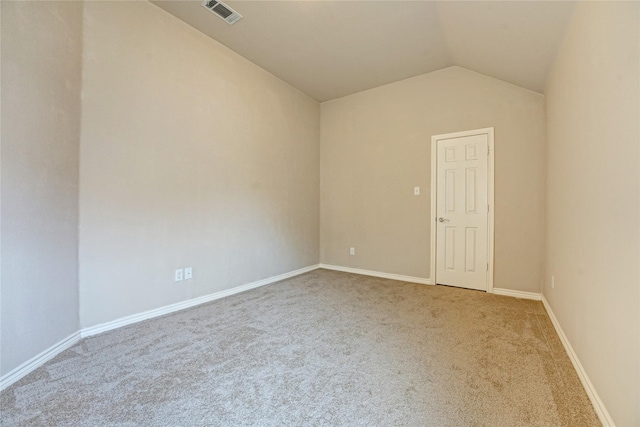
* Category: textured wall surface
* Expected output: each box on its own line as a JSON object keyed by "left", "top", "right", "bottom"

{"left": 544, "top": 2, "right": 640, "bottom": 425}
{"left": 1, "top": 1, "right": 83, "bottom": 375}
{"left": 321, "top": 66, "right": 546, "bottom": 293}
{"left": 79, "top": 1, "right": 320, "bottom": 328}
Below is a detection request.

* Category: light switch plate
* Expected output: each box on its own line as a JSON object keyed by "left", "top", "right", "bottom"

{"left": 185, "top": 267, "right": 193, "bottom": 280}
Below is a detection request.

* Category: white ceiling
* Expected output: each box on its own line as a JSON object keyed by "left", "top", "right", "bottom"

{"left": 152, "top": 1, "right": 576, "bottom": 102}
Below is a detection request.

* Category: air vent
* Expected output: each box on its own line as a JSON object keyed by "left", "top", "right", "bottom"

{"left": 202, "top": 0, "right": 242, "bottom": 25}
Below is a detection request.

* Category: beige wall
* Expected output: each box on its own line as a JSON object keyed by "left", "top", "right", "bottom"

{"left": 79, "top": 2, "right": 320, "bottom": 328}
{"left": 1, "top": 1, "right": 83, "bottom": 375}
{"left": 320, "top": 66, "right": 546, "bottom": 292}
{"left": 5, "top": 5, "right": 637, "bottom": 422}
{"left": 544, "top": 2, "right": 639, "bottom": 425}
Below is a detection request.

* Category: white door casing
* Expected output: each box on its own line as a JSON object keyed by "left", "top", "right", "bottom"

{"left": 430, "top": 128, "right": 494, "bottom": 292}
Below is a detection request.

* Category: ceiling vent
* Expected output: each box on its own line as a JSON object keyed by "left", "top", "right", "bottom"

{"left": 202, "top": 0, "right": 242, "bottom": 25}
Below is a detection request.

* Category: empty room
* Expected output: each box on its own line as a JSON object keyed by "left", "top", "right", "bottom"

{"left": 1, "top": 0, "right": 638, "bottom": 425}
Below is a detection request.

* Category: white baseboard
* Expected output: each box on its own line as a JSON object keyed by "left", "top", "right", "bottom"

{"left": 0, "top": 331, "right": 81, "bottom": 392}
{"left": 492, "top": 288, "right": 542, "bottom": 300}
{"left": 81, "top": 264, "right": 321, "bottom": 338}
{"left": 541, "top": 295, "right": 615, "bottom": 427}
{"left": 319, "top": 264, "right": 432, "bottom": 285}
{"left": 1, "top": 265, "right": 320, "bottom": 392}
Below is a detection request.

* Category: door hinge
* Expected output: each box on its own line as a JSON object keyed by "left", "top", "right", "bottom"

{"left": 487, "top": 263, "right": 489, "bottom": 271}
{"left": 487, "top": 205, "right": 489, "bottom": 213}
{"left": 487, "top": 146, "right": 490, "bottom": 155}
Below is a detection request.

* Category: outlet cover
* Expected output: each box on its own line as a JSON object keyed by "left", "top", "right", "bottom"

{"left": 175, "top": 268, "right": 184, "bottom": 282}
{"left": 349, "top": 247, "right": 355, "bottom": 255}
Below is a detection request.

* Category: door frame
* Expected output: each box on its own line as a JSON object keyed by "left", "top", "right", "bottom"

{"left": 430, "top": 127, "right": 495, "bottom": 292}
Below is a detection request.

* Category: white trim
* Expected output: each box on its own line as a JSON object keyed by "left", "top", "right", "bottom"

{"left": 0, "top": 331, "right": 81, "bottom": 391}
{"left": 430, "top": 127, "right": 495, "bottom": 292}
{"left": 492, "top": 288, "right": 541, "bottom": 301}
{"left": 486, "top": 127, "right": 495, "bottom": 293}
{"left": 0, "top": 265, "right": 321, "bottom": 390}
{"left": 319, "top": 264, "right": 432, "bottom": 285}
{"left": 541, "top": 295, "right": 615, "bottom": 427}
{"left": 430, "top": 136, "right": 437, "bottom": 286}
{"left": 81, "top": 264, "right": 321, "bottom": 338}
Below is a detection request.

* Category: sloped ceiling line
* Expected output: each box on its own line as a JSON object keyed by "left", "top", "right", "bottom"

{"left": 152, "top": 1, "right": 576, "bottom": 102}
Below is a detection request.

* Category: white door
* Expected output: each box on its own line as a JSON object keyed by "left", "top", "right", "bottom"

{"left": 435, "top": 133, "right": 489, "bottom": 291}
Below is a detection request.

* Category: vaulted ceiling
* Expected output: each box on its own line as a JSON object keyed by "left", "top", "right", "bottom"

{"left": 152, "top": 1, "right": 576, "bottom": 102}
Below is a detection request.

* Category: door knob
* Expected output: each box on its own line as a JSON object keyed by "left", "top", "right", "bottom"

{"left": 438, "top": 217, "right": 449, "bottom": 222}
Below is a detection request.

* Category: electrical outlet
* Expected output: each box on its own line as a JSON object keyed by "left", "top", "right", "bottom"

{"left": 350, "top": 247, "right": 355, "bottom": 256}
{"left": 175, "top": 268, "right": 184, "bottom": 282}
{"left": 551, "top": 275, "right": 555, "bottom": 289}
{"left": 185, "top": 267, "right": 193, "bottom": 280}
{"left": 414, "top": 186, "right": 420, "bottom": 196}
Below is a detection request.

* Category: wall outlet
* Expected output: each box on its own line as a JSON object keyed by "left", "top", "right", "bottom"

{"left": 414, "top": 186, "right": 420, "bottom": 196}
{"left": 175, "top": 268, "right": 184, "bottom": 282}
{"left": 350, "top": 247, "right": 355, "bottom": 255}
{"left": 551, "top": 275, "right": 555, "bottom": 289}
{"left": 185, "top": 267, "right": 193, "bottom": 280}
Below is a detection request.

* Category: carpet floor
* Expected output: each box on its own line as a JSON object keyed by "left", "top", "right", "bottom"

{"left": 1, "top": 269, "right": 600, "bottom": 426}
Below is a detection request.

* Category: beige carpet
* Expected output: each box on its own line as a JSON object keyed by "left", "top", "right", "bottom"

{"left": 1, "top": 269, "right": 600, "bottom": 426}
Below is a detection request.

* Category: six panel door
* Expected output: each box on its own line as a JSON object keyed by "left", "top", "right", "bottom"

{"left": 436, "top": 133, "right": 488, "bottom": 291}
